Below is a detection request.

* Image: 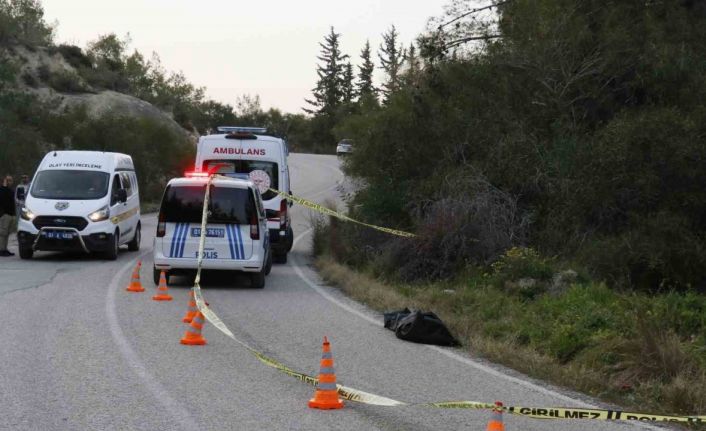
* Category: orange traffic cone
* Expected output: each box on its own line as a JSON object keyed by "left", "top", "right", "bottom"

{"left": 152, "top": 270, "right": 173, "bottom": 301}
{"left": 308, "top": 336, "right": 343, "bottom": 409}
{"left": 125, "top": 261, "right": 145, "bottom": 292}
{"left": 180, "top": 311, "right": 207, "bottom": 345}
{"left": 486, "top": 401, "right": 505, "bottom": 431}
{"left": 182, "top": 289, "right": 198, "bottom": 323}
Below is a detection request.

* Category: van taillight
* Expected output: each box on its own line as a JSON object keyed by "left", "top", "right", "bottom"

{"left": 157, "top": 212, "right": 166, "bottom": 237}
{"left": 279, "top": 199, "right": 287, "bottom": 230}
{"left": 250, "top": 214, "right": 259, "bottom": 240}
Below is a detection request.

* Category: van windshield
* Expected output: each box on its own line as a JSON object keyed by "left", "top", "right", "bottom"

{"left": 203, "top": 160, "right": 278, "bottom": 199}
{"left": 30, "top": 170, "right": 109, "bottom": 200}
{"left": 161, "top": 185, "right": 255, "bottom": 224}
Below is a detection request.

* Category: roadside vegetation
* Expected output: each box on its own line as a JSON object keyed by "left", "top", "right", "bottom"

{"left": 309, "top": 0, "right": 706, "bottom": 418}
{"left": 314, "top": 223, "right": 706, "bottom": 417}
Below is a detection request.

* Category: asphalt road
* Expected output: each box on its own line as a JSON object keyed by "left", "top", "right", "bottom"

{"left": 0, "top": 153, "right": 666, "bottom": 431}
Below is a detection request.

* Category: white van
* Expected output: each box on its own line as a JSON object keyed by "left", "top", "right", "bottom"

{"left": 17, "top": 151, "right": 141, "bottom": 260}
{"left": 152, "top": 174, "right": 271, "bottom": 288}
{"left": 194, "top": 127, "right": 293, "bottom": 263}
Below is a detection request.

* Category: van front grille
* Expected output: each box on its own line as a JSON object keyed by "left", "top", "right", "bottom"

{"left": 33, "top": 216, "right": 89, "bottom": 231}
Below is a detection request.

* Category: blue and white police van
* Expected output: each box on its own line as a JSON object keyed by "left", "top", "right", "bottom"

{"left": 152, "top": 174, "right": 272, "bottom": 288}
{"left": 194, "top": 127, "right": 293, "bottom": 263}
{"left": 17, "top": 151, "right": 141, "bottom": 260}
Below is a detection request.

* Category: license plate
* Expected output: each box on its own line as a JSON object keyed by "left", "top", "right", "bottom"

{"left": 191, "top": 228, "right": 225, "bottom": 238}
{"left": 43, "top": 231, "right": 75, "bottom": 240}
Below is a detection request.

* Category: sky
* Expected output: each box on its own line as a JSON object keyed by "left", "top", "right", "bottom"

{"left": 42, "top": 0, "right": 449, "bottom": 114}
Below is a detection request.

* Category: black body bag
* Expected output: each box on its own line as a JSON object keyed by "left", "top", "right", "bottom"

{"left": 383, "top": 308, "right": 459, "bottom": 347}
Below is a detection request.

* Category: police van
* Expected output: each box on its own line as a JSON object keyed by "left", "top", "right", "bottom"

{"left": 152, "top": 174, "right": 272, "bottom": 288}
{"left": 17, "top": 151, "right": 141, "bottom": 260}
{"left": 194, "top": 127, "right": 293, "bottom": 263}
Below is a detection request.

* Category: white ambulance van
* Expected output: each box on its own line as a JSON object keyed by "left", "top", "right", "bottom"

{"left": 152, "top": 174, "right": 271, "bottom": 288}
{"left": 17, "top": 151, "right": 141, "bottom": 260}
{"left": 194, "top": 127, "right": 293, "bottom": 263}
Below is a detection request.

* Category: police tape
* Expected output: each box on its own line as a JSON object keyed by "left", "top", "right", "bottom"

{"left": 425, "top": 402, "right": 705, "bottom": 423}
{"left": 268, "top": 188, "right": 416, "bottom": 238}
{"left": 185, "top": 175, "right": 706, "bottom": 422}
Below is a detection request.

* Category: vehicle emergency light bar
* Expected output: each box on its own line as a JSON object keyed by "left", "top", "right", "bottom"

{"left": 184, "top": 171, "right": 209, "bottom": 178}
{"left": 217, "top": 126, "right": 267, "bottom": 134}
{"left": 184, "top": 172, "right": 251, "bottom": 182}
{"left": 184, "top": 163, "right": 233, "bottom": 178}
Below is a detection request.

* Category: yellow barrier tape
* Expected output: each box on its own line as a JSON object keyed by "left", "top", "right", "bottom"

{"left": 185, "top": 175, "right": 706, "bottom": 421}
{"left": 425, "top": 402, "right": 705, "bottom": 423}
{"left": 268, "top": 188, "right": 416, "bottom": 238}
{"left": 190, "top": 175, "right": 405, "bottom": 407}
{"left": 110, "top": 206, "right": 139, "bottom": 224}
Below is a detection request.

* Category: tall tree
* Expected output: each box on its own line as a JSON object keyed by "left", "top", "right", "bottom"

{"left": 378, "top": 25, "right": 406, "bottom": 102}
{"left": 342, "top": 61, "right": 355, "bottom": 104}
{"left": 404, "top": 42, "right": 422, "bottom": 86}
{"left": 0, "top": 0, "right": 54, "bottom": 46}
{"left": 86, "top": 33, "right": 128, "bottom": 71}
{"left": 356, "top": 40, "right": 376, "bottom": 100}
{"left": 304, "top": 27, "right": 348, "bottom": 116}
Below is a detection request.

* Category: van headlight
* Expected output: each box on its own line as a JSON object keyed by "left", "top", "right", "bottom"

{"left": 88, "top": 206, "right": 110, "bottom": 222}
{"left": 20, "top": 206, "right": 36, "bottom": 221}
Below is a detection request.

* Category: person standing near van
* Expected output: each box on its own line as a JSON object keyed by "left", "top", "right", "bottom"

{"left": 14, "top": 174, "right": 29, "bottom": 217}
{"left": 0, "top": 175, "right": 16, "bottom": 257}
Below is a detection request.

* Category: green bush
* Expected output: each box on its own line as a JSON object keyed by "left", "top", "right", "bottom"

{"left": 47, "top": 69, "right": 86, "bottom": 93}
{"left": 335, "top": 1, "right": 706, "bottom": 292}
{"left": 53, "top": 44, "right": 91, "bottom": 69}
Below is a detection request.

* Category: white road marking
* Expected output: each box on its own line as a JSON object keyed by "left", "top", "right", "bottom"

{"left": 290, "top": 229, "right": 663, "bottom": 431}
{"left": 105, "top": 253, "right": 200, "bottom": 431}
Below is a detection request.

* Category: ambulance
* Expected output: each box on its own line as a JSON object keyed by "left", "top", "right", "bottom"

{"left": 17, "top": 151, "right": 141, "bottom": 260}
{"left": 152, "top": 175, "right": 271, "bottom": 288}
{"left": 194, "top": 127, "right": 293, "bottom": 263}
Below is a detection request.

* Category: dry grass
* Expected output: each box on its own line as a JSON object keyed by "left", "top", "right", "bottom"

{"left": 316, "top": 256, "right": 706, "bottom": 425}
{"left": 317, "top": 256, "right": 607, "bottom": 394}
{"left": 317, "top": 256, "right": 412, "bottom": 311}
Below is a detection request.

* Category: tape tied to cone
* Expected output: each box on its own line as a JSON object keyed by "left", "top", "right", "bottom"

{"left": 185, "top": 174, "right": 706, "bottom": 423}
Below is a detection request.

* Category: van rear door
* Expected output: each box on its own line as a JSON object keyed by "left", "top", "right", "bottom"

{"left": 160, "top": 184, "right": 254, "bottom": 260}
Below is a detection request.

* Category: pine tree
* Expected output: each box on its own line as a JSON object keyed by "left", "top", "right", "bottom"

{"left": 356, "top": 40, "right": 376, "bottom": 100}
{"left": 342, "top": 62, "right": 355, "bottom": 104}
{"left": 378, "top": 25, "right": 406, "bottom": 102}
{"left": 404, "top": 42, "right": 422, "bottom": 86}
{"left": 304, "top": 27, "right": 348, "bottom": 116}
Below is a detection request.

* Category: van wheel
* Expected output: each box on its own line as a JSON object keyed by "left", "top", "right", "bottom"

{"left": 250, "top": 268, "right": 266, "bottom": 289}
{"left": 104, "top": 231, "right": 119, "bottom": 260}
{"left": 127, "top": 223, "right": 141, "bottom": 251}
{"left": 19, "top": 245, "right": 33, "bottom": 260}
{"left": 274, "top": 251, "right": 287, "bottom": 264}
{"left": 265, "top": 250, "right": 273, "bottom": 275}
{"left": 285, "top": 226, "right": 294, "bottom": 252}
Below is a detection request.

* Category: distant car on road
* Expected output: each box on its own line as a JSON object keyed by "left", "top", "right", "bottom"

{"left": 152, "top": 173, "right": 272, "bottom": 288}
{"left": 336, "top": 139, "right": 353, "bottom": 156}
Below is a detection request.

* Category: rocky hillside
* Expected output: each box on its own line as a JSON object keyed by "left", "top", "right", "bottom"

{"left": 7, "top": 44, "right": 193, "bottom": 141}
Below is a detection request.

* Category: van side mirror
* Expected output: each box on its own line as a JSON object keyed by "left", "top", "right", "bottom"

{"left": 115, "top": 189, "right": 128, "bottom": 204}
{"left": 16, "top": 188, "right": 25, "bottom": 201}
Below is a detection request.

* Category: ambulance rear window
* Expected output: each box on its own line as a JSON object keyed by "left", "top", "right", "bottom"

{"left": 161, "top": 184, "right": 255, "bottom": 224}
